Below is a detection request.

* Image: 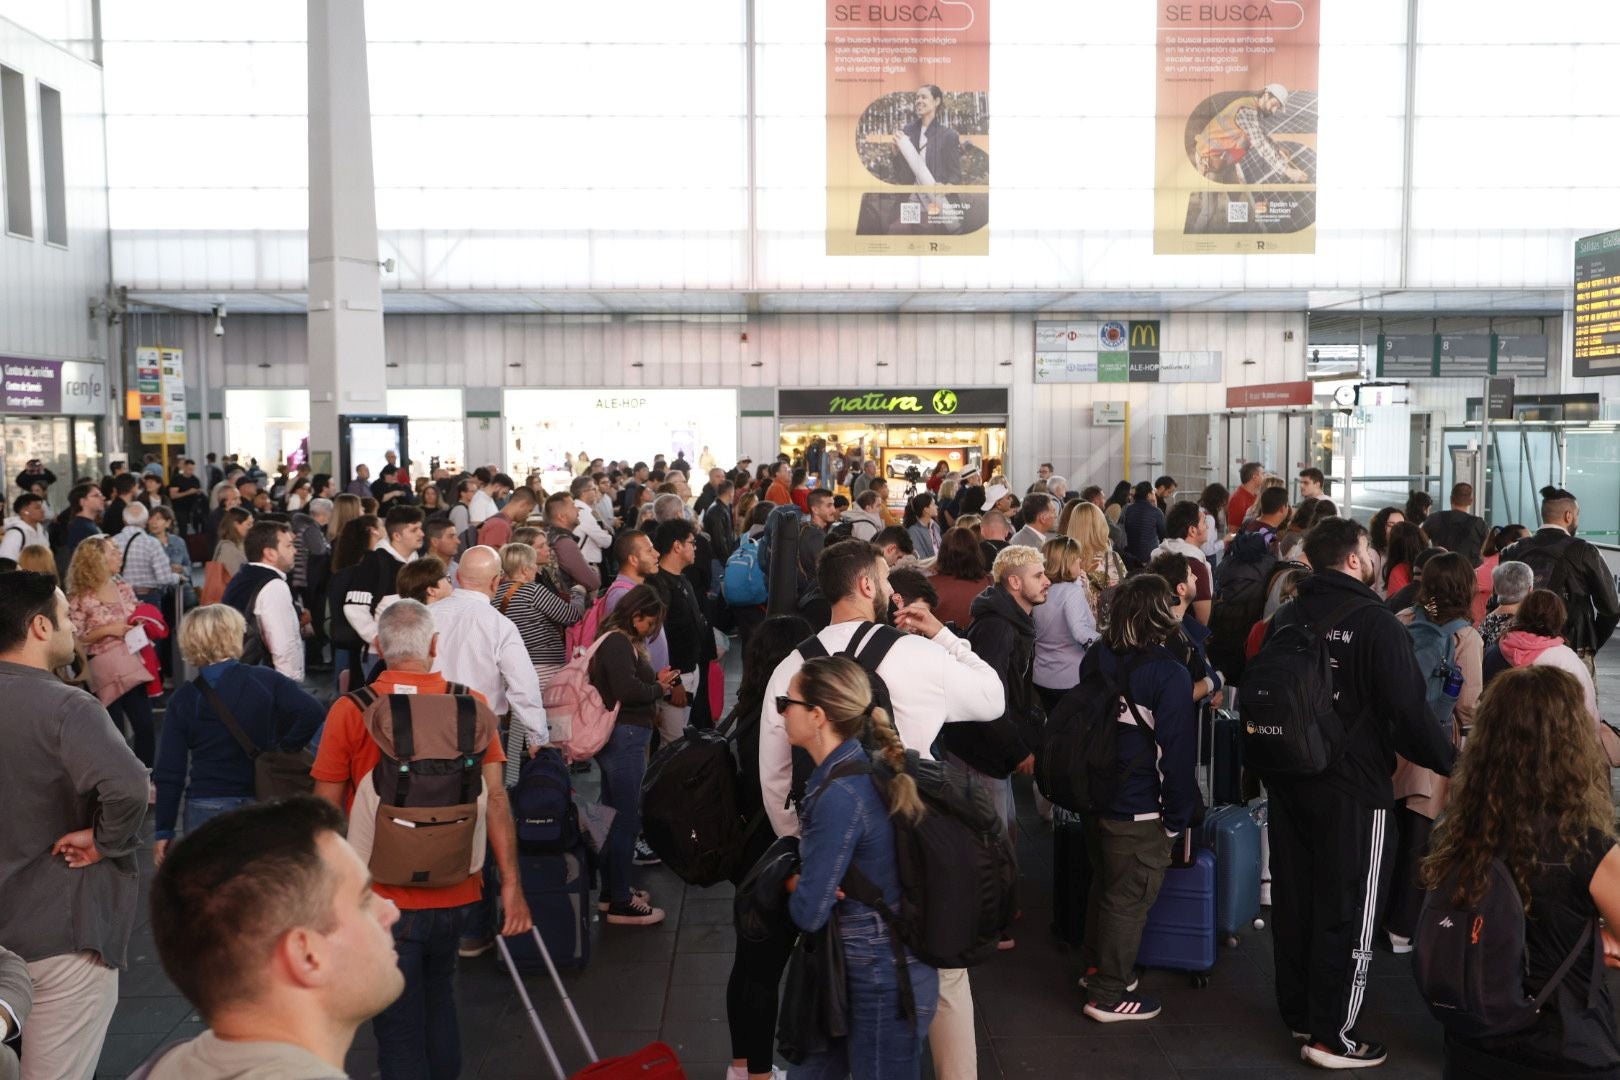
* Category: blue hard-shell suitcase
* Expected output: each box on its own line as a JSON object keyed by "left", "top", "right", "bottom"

{"left": 1199, "top": 805, "right": 1262, "bottom": 941}
{"left": 1136, "top": 846, "right": 1218, "bottom": 983}
{"left": 504, "top": 847, "right": 592, "bottom": 972}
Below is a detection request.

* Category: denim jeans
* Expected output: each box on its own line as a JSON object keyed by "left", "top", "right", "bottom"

{"left": 184, "top": 795, "right": 256, "bottom": 834}
{"left": 790, "top": 910, "right": 939, "bottom": 1080}
{"left": 596, "top": 722, "right": 652, "bottom": 903}
{"left": 373, "top": 903, "right": 474, "bottom": 1080}
{"left": 461, "top": 858, "right": 501, "bottom": 944}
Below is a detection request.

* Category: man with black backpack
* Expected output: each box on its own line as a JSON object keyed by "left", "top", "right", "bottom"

{"left": 1207, "top": 485, "right": 1290, "bottom": 684}
{"left": 1500, "top": 485, "right": 1620, "bottom": 676}
{"left": 1248, "top": 517, "right": 1457, "bottom": 1070}
{"left": 758, "top": 540, "right": 1004, "bottom": 1080}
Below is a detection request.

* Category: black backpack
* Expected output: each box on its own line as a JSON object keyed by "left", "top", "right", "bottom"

{"left": 1206, "top": 537, "right": 1277, "bottom": 683}
{"left": 1238, "top": 596, "right": 1371, "bottom": 777}
{"left": 510, "top": 747, "right": 581, "bottom": 855}
{"left": 1413, "top": 857, "right": 1596, "bottom": 1038}
{"left": 1033, "top": 654, "right": 1149, "bottom": 814}
{"left": 640, "top": 719, "right": 759, "bottom": 887}
{"left": 821, "top": 751, "right": 1016, "bottom": 970}
{"left": 790, "top": 622, "right": 901, "bottom": 809}
{"left": 1510, "top": 537, "right": 1588, "bottom": 608}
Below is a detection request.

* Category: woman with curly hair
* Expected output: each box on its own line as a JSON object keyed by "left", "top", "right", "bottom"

{"left": 1421, "top": 664, "right": 1620, "bottom": 1078}
{"left": 1366, "top": 506, "right": 1406, "bottom": 598}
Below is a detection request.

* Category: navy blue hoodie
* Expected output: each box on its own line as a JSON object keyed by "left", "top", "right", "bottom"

{"left": 1079, "top": 641, "right": 1198, "bottom": 835}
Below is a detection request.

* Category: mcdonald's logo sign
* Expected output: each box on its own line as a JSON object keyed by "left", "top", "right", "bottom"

{"left": 1129, "top": 321, "right": 1160, "bottom": 351}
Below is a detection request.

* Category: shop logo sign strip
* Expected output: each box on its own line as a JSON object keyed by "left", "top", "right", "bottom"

{"left": 780, "top": 387, "right": 1008, "bottom": 417}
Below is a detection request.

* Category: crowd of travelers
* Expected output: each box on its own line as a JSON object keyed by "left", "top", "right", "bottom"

{"left": 2, "top": 441, "right": 1619, "bottom": 1080}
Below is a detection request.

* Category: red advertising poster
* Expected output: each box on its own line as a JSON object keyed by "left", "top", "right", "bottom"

{"left": 1154, "top": 1, "right": 1320, "bottom": 254}
{"left": 1226, "top": 381, "right": 1314, "bottom": 408}
{"left": 825, "top": 1, "right": 990, "bottom": 256}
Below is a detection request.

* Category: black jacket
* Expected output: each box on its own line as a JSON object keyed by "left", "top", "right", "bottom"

{"left": 702, "top": 500, "right": 735, "bottom": 562}
{"left": 1264, "top": 570, "right": 1457, "bottom": 808}
{"left": 1501, "top": 527, "right": 1620, "bottom": 654}
{"left": 942, "top": 586, "right": 1039, "bottom": 778}
{"left": 1422, "top": 509, "right": 1488, "bottom": 567}
{"left": 898, "top": 118, "right": 962, "bottom": 184}
{"left": 649, "top": 567, "right": 709, "bottom": 673}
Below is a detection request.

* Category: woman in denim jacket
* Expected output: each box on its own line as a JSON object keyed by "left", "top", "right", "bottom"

{"left": 783, "top": 655, "right": 939, "bottom": 1080}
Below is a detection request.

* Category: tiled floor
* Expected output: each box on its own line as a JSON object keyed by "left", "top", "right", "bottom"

{"left": 92, "top": 638, "right": 1620, "bottom": 1078}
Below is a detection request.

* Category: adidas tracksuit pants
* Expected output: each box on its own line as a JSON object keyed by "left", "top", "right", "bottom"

{"left": 1267, "top": 781, "right": 1397, "bottom": 1055}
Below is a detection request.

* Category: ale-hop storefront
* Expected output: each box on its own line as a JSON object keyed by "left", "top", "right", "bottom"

{"left": 776, "top": 386, "right": 1009, "bottom": 501}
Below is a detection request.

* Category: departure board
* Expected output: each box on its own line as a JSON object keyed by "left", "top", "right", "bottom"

{"left": 1574, "top": 228, "right": 1620, "bottom": 377}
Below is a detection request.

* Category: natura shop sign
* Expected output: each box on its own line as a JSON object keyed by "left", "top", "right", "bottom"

{"left": 778, "top": 387, "right": 1009, "bottom": 418}
{"left": 3, "top": 357, "right": 108, "bottom": 416}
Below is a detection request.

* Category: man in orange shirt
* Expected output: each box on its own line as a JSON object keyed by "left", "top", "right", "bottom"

{"left": 764, "top": 462, "right": 793, "bottom": 506}
{"left": 313, "top": 599, "right": 530, "bottom": 1080}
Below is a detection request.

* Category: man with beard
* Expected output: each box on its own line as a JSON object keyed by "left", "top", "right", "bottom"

{"left": 1258, "top": 517, "right": 1456, "bottom": 1070}
{"left": 757, "top": 540, "right": 1004, "bottom": 1080}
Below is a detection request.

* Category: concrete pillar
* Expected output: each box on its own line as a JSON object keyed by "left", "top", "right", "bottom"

{"left": 306, "top": 0, "right": 386, "bottom": 479}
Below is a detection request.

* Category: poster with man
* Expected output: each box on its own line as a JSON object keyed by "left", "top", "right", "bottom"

{"left": 1154, "top": 1, "right": 1320, "bottom": 254}
{"left": 825, "top": 0, "right": 989, "bottom": 256}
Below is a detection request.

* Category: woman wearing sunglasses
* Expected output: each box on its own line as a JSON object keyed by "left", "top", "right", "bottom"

{"left": 781, "top": 655, "right": 938, "bottom": 1079}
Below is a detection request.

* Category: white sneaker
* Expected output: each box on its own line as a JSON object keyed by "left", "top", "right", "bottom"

{"left": 724, "top": 1068, "right": 786, "bottom": 1080}
{"left": 1387, "top": 930, "right": 1412, "bottom": 955}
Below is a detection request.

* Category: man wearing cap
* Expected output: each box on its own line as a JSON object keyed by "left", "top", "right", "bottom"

{"left": 1195, "top": 84, "right": 1307, "bottom": 185}
{"left": 983, "top": 484, "right": 1012, "bottom": 516}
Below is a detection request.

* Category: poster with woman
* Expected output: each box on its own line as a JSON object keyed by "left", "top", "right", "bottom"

{"left": 825, "top": 1, "right": 990, "bottom": 256}
{"left": 1153, "top": 0, "right": 1320, "bottom": 254}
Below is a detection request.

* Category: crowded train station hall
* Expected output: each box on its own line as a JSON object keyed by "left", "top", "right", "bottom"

{"left": 3, "top": 1, "right": 1620, "bottom": 1078}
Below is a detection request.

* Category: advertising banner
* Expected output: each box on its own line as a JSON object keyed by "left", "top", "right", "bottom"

{"left": 1034, "top": 320, "right": 1222, "bottom": 383}
{"left": 778, "top": 386, "right": 1007, "bottom": 419}
{"left": 826, "top": 0, "right": 989, "bottom": 256}
{"left": 1154, "top": 1, "right": 1320, "bottom": 254}
{"left": 1226, "top": 381, "right": 1313, "bottom": 409}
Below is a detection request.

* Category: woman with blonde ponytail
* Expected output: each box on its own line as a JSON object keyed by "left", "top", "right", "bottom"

{"left": 782, "top": 655, "right": 936, "bottom": 1077}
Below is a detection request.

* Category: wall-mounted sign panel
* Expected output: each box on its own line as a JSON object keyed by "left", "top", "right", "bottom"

{"left": 2, "top": 357, "right": 108, "bottom": 417}
{"left": 1377, "top": 334, "right": 1547, "bottom": 378}
{"left": 1034, "top": 320, "right": 1220, "bottom": 383}
{"left": 1226, "top": 381, "right": 1314, "bottom": 409}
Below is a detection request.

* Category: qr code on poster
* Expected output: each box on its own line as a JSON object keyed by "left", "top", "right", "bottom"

{"left": 900, "top": 201, "right": 923, "bottom": 225}
{"left": 1226, "top": 200, "right": 1250, "bottom": 224}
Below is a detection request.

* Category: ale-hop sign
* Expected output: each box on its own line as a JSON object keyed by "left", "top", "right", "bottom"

{"left": 1034, "top": 320, "right": 1222, "bottom": 383}
{"left": 777, "top": 386, "right": 1009, "bottom": 418}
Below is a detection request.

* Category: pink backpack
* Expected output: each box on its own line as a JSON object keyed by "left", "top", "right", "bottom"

{"left": 564, "top": 592, "right": 611, "bottom": 658}
{"left": 542, "top": 634, "right": 621, "bottom": 762}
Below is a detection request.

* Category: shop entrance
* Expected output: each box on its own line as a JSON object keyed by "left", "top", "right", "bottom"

{"left": 777, "top": 420, "right": 1007, "bottom": 502}
{"left": 2, "top": 415, "right": 101, "bottom": 507}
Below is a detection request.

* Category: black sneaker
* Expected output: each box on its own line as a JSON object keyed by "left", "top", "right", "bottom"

{"left": 604, "top": 896, "right": 666, "bottom": 926}
{"left": 598, "top": 887, "right": 650, "bottom": 913}
{"left": 1083, "top": 991, "right": 1161, "bottom": 1023}
{"left": 1301, "top": 1040, "right": 1387, "bottom": 1070}
{"left": 632, "top": 839, "right": 662, "bottom": 866}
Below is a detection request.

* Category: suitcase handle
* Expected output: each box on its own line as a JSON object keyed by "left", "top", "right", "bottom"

{"left": 496, "top": 927, "right": 600, "bottom": 1079}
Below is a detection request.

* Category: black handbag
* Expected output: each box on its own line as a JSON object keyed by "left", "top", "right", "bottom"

{"left": 193, "top": 676, "right": 316, "bottom": 800}
{"left": 775, "top": 912, "right": 848, "bottom": 1065}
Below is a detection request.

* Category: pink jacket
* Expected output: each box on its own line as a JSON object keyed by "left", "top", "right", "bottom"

{"left": 1498, "top": 630, "right": 1599, "bottom": 725}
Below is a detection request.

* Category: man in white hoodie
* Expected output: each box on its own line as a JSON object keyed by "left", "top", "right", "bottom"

{"left": 1152, "top": 500, "right": 1212, "bottom": 626}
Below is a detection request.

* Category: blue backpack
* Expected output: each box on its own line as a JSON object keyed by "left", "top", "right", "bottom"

{"left": 1406, "top": 611, "right": 1472, "bottom": 732}
{"left": 510, "top": 747, "right": 580, "bottom": 854}
{"left": 723, "top": 532, "right": 769, "bottom": 607}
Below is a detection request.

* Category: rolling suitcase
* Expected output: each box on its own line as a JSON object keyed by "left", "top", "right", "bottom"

{"left": 502, "top": 846, "right": 592, "bottom": 973}
{"left": 1051, "top": 806, "right": 1091, "bottom": 947}
{"left": 1199, "top": 805, "right": 1262, "bottom": 943}
{"left": 497, "top": 928, "right": 686, "bottom": 1079}
{"left": 1136, "top": 843, "right": 1218, "bottom": 986}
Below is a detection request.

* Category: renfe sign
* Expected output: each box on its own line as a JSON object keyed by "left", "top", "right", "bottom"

{"left": 2, "top": 357, "right": 107, "bottom": 416}
{"left": 1225, "top": 381, "right": 1315, "bottom": 409}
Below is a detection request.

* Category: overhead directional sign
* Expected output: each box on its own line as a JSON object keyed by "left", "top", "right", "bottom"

{"left": 1574, "top": 228, "right": 1620, "bottom": 377}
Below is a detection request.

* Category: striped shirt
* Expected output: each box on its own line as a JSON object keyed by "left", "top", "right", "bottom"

{"left": 499, "top": 579, "right": 587, "bottom": 670}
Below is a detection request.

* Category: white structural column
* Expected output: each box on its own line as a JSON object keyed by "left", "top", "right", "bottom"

{"left": 306, "top": 0, "right": 387, "bottom": 468}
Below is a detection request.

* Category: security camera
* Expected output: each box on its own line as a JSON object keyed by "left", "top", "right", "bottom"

{"left": 212, "top": 303, "right": 226, "bottom": 338}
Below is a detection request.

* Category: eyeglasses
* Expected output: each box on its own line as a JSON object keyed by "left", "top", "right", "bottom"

{"left": 774, "top": 695, "right": 813, "bottom": 713}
